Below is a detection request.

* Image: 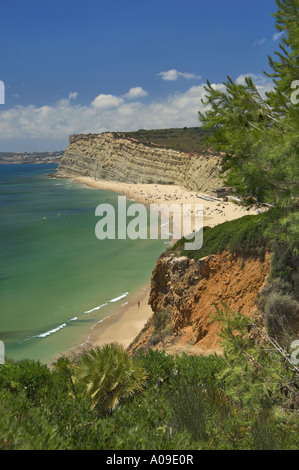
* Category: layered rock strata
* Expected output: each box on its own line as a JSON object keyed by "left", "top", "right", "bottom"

{"left": 56, "top": 132, "right": 222, "bottom": 193}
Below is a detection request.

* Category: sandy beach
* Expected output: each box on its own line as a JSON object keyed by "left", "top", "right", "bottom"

{"left": 59, "top": 282, "right": 152, "bottom": 361}
{"left": 90, "top": 283, "right": 151, "bottom": 349}
{"left": 70, "top": 175, "right": 260, "bottom": 228}
{"left": 61, "top": 176, "right": 263, "bottom": 357}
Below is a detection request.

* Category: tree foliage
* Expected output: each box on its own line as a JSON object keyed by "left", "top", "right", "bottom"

{"left": 198, "top": 0, "right": 299, "bottom": 219}
{"left": 212, "top": 303, "right": 299, "bottom": 411}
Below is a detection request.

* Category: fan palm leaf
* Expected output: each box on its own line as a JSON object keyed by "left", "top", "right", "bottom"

{"left": 73, "top": 343, "right": 147, "bottom": 413}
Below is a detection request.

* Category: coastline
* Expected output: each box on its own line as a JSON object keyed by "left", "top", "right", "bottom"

{"left": 55, "top": 175, "right": 263, "bottom": 360}
{"left": 90, "top": 282, "right": 151, "bottom": 349}
{"left": 56, "top": 281, "right": 152, "bottom": 362}
{"left": 68, "top": 176, "right": 261, "bottom": 229}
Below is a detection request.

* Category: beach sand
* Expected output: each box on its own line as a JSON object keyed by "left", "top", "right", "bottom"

{"left": 61, "top": 176, "right": 264, "bottom": 357}
{"left": 59, "top": 282, "right": 152, "bottom": 361}
{"left": 69, "top": 176, "right": 259, "bottom": 228}
{"left": 90, "top": 283, "right": 151, "bottom": 349}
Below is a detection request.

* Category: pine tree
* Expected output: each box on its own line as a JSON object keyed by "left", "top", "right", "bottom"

{"left": 198, "top": 0, "right": 299, "bottom": 215}
{"left": 265, "top": 0, "right": 299, "bottom": 113}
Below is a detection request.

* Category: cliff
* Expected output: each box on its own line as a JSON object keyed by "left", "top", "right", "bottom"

{"left": 128, "top": 249, "right": 271, "bottom": 356}
{"left": 56, "top": 131, "right": 223, "bottom": 193}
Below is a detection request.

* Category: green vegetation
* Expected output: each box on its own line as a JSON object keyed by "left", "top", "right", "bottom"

{"left": 257, "top": 277, "right": 299, "bottom": 342}
{"left": 0, "top": 308, "right": 298, "bottom": 449}
{"left": 198, "top": 0, "right": 299, "bottom": 254}
{"left": 173, "top": 208, "right": 298, "bottom": 341}
{"left": 71, "top": 343, "right": 147, "bottom": 415}
{"left": 180, "top": 0, "right": 299, "bottom": 343}
{"left": 149, "top": 306, "right": 174, "bottom": 346}
{"left": 114, "top": 127, "right": 215, "bottom": 154}
{"left": 0, "top": 0, "right": 297, "bottom": 451}
{"left": 174, "top": 210, "right": 273, "bottom": 259}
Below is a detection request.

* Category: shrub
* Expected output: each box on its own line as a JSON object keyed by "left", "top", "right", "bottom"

{"left": 250, "top": 412, "right": 287, "bottom": 450}
{"left": 73, "top": 343, "right": 147, "bottom": 415}
{"left": 257, "top": 276, "right": 299, "bottom": 341}
{"left": 262, "top": 291, "right": 299, "bottom": 339}
{"left": 136, "top": 349, "right": 177, "bottom": 389}
{"left": 0, "top": 359, "right": 52, "bottom": 401}
{"left": 152, "top": 306, "right": 173, "bottom": 339}
{"left": 268, "top": 241, "right": 299, "bottom": 282}
{"left": 174, "top": 211, "right": 273, "bottom": 260}
{"left": 169, "top": 384, "right": 235, "bottom": 442}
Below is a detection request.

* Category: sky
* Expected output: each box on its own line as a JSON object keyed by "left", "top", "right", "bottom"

{"left": 0, "top": 0, "right": 282, "bottom": 151}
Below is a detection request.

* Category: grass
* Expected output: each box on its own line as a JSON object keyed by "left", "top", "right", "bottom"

{"left": 173, "top": 210, "right": 274, "bottom": 260}
{"left": 113, "top": 127, "right": 216, "bottom": 154}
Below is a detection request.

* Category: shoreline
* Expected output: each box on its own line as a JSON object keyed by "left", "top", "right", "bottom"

{"left": 55, "top": 281, "right": 152, "bottom": 362}
{"left": 54, "top": 175, "right": 264, "bottom": 360}
{"left": 90, "top": 282, "right": 151, "bottom": 349}
{"left": 67, "top": 176, "right": 261, "bottom": 227}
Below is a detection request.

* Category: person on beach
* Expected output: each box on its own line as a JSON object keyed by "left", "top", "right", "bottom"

{"left": 138, "top": 301, "right": 140, "bottom": 308}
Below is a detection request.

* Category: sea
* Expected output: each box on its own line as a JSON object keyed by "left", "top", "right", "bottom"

{"left": 0, "top": 164, "right": 165, "bottom": 364}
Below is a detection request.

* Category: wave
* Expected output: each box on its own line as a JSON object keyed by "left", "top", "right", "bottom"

{"left": 84, "top": 292, "right": 129, "bottom": 312}
{"left": 110, "top": 292, "right": 129, "bottom": 303}
{"left": 26, "top": 292, "right": 130, "bottom": 342}
{"left": 90, "top": 315, "right": 110, "bottom": 330}
{"left": 85, "top": 303, "right": 108, "bottom": 314}
{"left": 29, "top": 315, "right": 78, "bottom": 340}
{"left": 33, "top": 322, "right": 67, "bottom": 339}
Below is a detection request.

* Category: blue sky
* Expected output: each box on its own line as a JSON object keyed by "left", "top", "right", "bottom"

{"left": 0, "top": 0, "right": 281, "bottom": 151}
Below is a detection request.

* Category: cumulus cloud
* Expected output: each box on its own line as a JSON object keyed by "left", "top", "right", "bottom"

{"left": 91, "top": 93, "right": 124, "bottom": 109}
{"left": 0, "top": 74, "right": 274, "bottom": 145}
{"left": 123, "top": 87, "right": 148, "bottom": 99}
{"left": 157, "top": 69, "right": 202, "bottom": 81}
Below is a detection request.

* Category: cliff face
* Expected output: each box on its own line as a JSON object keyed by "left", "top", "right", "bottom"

{"left": 128, "top": 250, "right": 271, "bottom": 356}
{"left": 56, "top": 132, "right": 223, "bottom": 193}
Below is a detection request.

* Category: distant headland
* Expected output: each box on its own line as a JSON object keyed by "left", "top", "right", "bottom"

{"left": 0, "top": 151, "right": 63, "bottom": 165}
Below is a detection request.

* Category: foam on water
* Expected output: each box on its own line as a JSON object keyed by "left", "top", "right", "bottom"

{"left": 0, "top": 164, "right": 165, "bottom": 362}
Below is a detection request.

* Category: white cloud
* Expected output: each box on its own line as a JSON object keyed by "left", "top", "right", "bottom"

{"left": 0, "top": 75, "right": 274, "bottom": 144}
{"left": 235, "top": 73, "right": 274, "bottom": 97}
{"left": 91, "top": 94, "right": 124, "bottom": 109}
{"left": 253, "top": 38, "right": 266, "bottom": 46}
{"left": 68, "top": 91, "right": 78, "bottom": 100}
{"left": 273, "top": 31, "right": 284, "bottom": 41}
{"left": 123, "top": 87, "right": 148, "bottom": 99}
{"left": 158, "top": 69, "right": 202, "bottom": 81}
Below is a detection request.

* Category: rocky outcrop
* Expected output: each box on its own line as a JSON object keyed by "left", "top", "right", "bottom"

{"left": 128, "top": 250, "right": 271, "bottom": 356}
{"left": 56, "top": 132, "right": 223, "bottom": 193}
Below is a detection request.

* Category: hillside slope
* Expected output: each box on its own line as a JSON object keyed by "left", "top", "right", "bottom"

{"left": 128, "top": 250, "right": 271, "bottom": 356}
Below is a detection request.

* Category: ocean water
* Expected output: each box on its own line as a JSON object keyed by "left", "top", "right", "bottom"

{"left": 0, "top": 164, "right": 165, "bottom": 363}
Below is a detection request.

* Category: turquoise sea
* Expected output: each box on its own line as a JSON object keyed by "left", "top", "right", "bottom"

{"left": 0, "top": 164, "right": 165, "bottom": 363}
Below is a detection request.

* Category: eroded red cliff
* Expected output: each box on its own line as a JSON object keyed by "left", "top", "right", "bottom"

{"left": 128, "top": 250, "right": 271, "bottom": 356}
